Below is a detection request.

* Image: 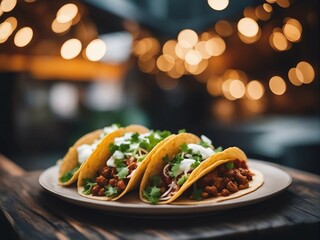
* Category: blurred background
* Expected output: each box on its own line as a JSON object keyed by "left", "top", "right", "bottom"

{"left": 0, "top": 0, "right": 319, "bottom": 174}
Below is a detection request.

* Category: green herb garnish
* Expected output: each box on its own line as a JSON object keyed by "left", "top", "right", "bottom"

{"left": 59, "top": 164, "right": 80, "bottom": 183}
{"left": 105, "top": 184, "right": 118, "bottom": 197}
{"left": 226, "top": 161, "right": 235, "bottom": 169}
{"left": 82, "top": 178, "right": 97, "bottom": 195}
{"left": 177, "top": 175, "right": 188, "bottom": 186}
{"left": 117, "top": 167, "right": 129, "bottom": 179}
{"left": 143, "top": 186, "right": 161, "bottom": 204}
{"left": 192, "top": 186, "right": 203, "bottom": 201}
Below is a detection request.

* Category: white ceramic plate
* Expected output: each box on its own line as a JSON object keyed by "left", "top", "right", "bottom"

{"left": 39, "top": 159, "right": 292, "bottom": 215}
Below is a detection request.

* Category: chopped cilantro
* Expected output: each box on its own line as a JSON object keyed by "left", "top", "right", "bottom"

{"left": 114, "top": 158, "right": 125, "bottom": 167}
{"left": 156, "top": 130, "right": 171, "bottom": 139}
{"left": 150, "top": 175, "right": 162, "bottom": 187}
{"left": 117, "top": 167, "right": 129, "bottom": 179}
{"left": 177, "top": 175, "right": 188, "bottom": 186}
{"left": 108, "top": 143, "right": 118, "bottom": 154}
{"left": 59, "top": 164, "right": 80, "bottom": 183}
{"left": 105, "top": 184, "right": 118, "bottom": 197}
{"left": 226, "top": 161, "right": 235, "bottom": 169}
{"left": 131, "top": 132, "right": 140, "bottom": 142}
{"left": 120, "top": 143, "right": 130, "bottom": 152}
{"left": 143, "top": 186, "right": 161, "bottom": 204}
{"left": 178, "top": 129, "right": 186, "bottom": 133}
{"left": 192, "top": 186, "right": 203, "bottom": 201}
{"left": 180, "top": 143, "right": 188, "bottom": 153}
{"left": 82, "top": 178, "right": 96, "bottom": 195}
{"left": 162, "top": 154, "right": 170, "bottom": 163}
{"left": 169, "top": 164, "right": 181, "bottom": 178}
{"left": 191, "top": 159, "right": 201, "bottom": 169}
{"left": 199, "top": 140, "right": 211, "bottom": 148}
{"left": 215, "top": 146, "right": 223, "bottom": 153}
{"left": 139, "top": 140, "right": 149, "bottom": 151}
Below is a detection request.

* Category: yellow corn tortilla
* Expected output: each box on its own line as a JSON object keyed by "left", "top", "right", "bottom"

{"left": 58, "top": 129, "right": 103, "bottom": 186}
{"left": 172, "top": 159, "right": 264, "bottom": 205}
{"left": 78, "top": 126, "right": 174, "bottom": 201}
{"left": 139, "top": 132, "right": 252, "bottom": 204}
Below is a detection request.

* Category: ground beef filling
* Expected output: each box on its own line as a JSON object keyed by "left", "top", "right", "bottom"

{"left": 91, "top": 156, "right": 138, "bottom": 196}
{"left": 192, "top": 159, "right": 253, "bottom": 199}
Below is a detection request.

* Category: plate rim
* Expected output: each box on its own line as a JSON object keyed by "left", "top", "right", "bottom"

{"left": 39, "top": 159, "right": 292, "bottom": 215}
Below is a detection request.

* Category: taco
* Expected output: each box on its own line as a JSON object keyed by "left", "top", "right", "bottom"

{"left": 58, "top": 124, "right": 121, "bottom": 186}
{"left": 77, "top": 126, "right": 173, "bottom": 201}
{"left": 140, "top": 133, "right": 259, "bottom": 204}
{"left": 173, "top": 158, "right": 263, "bottom": 205}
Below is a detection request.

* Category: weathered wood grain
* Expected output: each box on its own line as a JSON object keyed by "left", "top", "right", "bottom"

{"left": 0, "top": 155, "right": 26, "bottom": 176}
{"left": 0, "top": 162, "right": 319, "bottom": 240}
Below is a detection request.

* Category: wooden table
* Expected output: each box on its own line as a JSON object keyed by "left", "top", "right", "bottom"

{"left": 0, "top": 154, "right": 319, "bottom": 240}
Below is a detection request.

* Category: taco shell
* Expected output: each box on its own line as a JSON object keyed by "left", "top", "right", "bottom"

{"left": 77, "top": 125, "right": 173, "bottom": 200}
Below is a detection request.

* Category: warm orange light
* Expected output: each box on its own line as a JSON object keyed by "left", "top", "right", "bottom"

{"left": 195, "top": 41, "right": 211, "bottom": 59}
{"left": 56, "top": 3, "right": 78, "bottom": 23}
{"left": 238, "top": 28, "right": 261, "bottom": 44}
{"left": 0, "top": 22, "right": 12, "bottom": 43}
{"left": 215, "top": 20, "right": 233, "bottom": 37}
{"left": 138, "top": 54, "right": 156, "bottom": 73}
{"left": 237, "top": 18, "right": 259, "bottom": 37}
{"left": 0, "top": 0, "right": 17, "bottom": 12}
{"left": 269, "top": 76, "right": 286, "bottom": 95}
{"left": 14, "top": 27, "right": 33, "bottom": 47}
{"left": 60, "top": 38, "right": 82, "bottom": 59}
{"left": 288, "top": 68, "right": 303, "bottom": 86}
{"left": 246, "top": 80, "right": 265, "bottom": 100}
{"left": 205, "top": 36, "right": 226, "bottom": 56}
{"left": 51, "top": 18, "right": 72, "bottom": 34}
{"left": 208, "top": 0, "right": 229, "bottom": 11}
{"left": 207, "top": 76, "right": 223, "bottom": 96}
{"left": 156, "top": 54, "right": 175, "bottom": 72}
{"left": 222, "top": 79, "right": 237, "bottom": 100}
{"left": 283, "top": 18, "right": 302, "bottom": 43}
{"left": 276, "top": 0, "right": 290, "bottom": 8}
{"left": 86, "top": 39, "right": 106, "bottom": 61}
{"left": 296, "top": 61, "right": 315, "bottom": 84}
{"left": 163, "top": 40, "right": 178, "bottom": 59}
{"left": 255, "top": 5, "right": 271, "bottom": 21}
{"left": 185, "top": 59, "right": 208, "bottom": 75}
{"left": 243, "top": 7, "right": 258, "bottom": 21}
{"left": 185, "top": 50, "right": 202, "bottom": 65}
{"left": 175, "top": 42, "right": 190, "bottom": 60}
{"left": 229, "top": 80, "right": 245, "bottom": 99}
{"left": 263, "top": 3, "right": 272, "bottom": 13}
{"left": 270, "top": 30, "right": 290, "bottom": 51}
{"left": 177, "top": 29, "right": 198, "bottom": 48}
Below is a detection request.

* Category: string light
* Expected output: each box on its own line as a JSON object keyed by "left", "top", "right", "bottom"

{"left": 85, "top": 39, "right": 107, "bottom": 61}
{"left": 14, "top": 27, "right": 33, "bottom": 47}
{"left": 269, "top": 76, "right": 286, "bottom": 95}
{"left": 0, "top": 0, "right": 17, "bottom": 13}
{"left": 60, "top": 38, "right": 82, "bottom": 59}
{"left": 56, "top": 3, "right": 78, "bottom": 24}
{"left": 207, "top": 0, "right": 229, "bottom": 11}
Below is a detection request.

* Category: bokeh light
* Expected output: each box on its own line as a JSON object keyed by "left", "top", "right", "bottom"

{"left": 296, "top": 61, "right": 315, "bottom": 84}
{"left": 246, "top": 80, "right": 265, "bottom": 100}
{"left": 288, "top": 68, "right": 303, "bottom": 86}
{"left": 56, "top": 3, "right": 78, "bottom": 23}
{"left": 85, "top": 39, "right": 107, "bottom": 61}
{"left": 60, "top": 38, "right": 82, "bottom": 59}
{"left": 283, "top": 18, "right": 302, "bottom": 43}
{"left": 237, "top": 17, "right": 259, "bottom": 37}
{"left": 269, "top": 76, "right": 286, "bottom": 95}
{"left": 51, "top": 18, "right": 72, "bottom": 34}
{"left": 0, "top": 0, "right": 17, "bottom": 12}
{"left": 205, "top": 36, "right": 226, "bottom": 56}
{"left": 14, "top": 27, "right": 33, "bottom": 47}
{"left": 207, "top": 0, "right": 229, "bottom": 11}
{"left": 215, "top": 20, "right": 233, "bottom": 37}
{"left": 177, "top": 29, "right": 198, "bottom": 48}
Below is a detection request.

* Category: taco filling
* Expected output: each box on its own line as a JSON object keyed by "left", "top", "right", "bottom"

{"left": 143, "top": 135, "right": 222, "bottom": 204}
{"left": 59, "top": 124, "right": 120, "bottom": 183}
{"left": 190, "top": 159, "right": 253, "bottom": 200}
{"left": 82, "top": 130, "right": 171, "bottom": 197}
